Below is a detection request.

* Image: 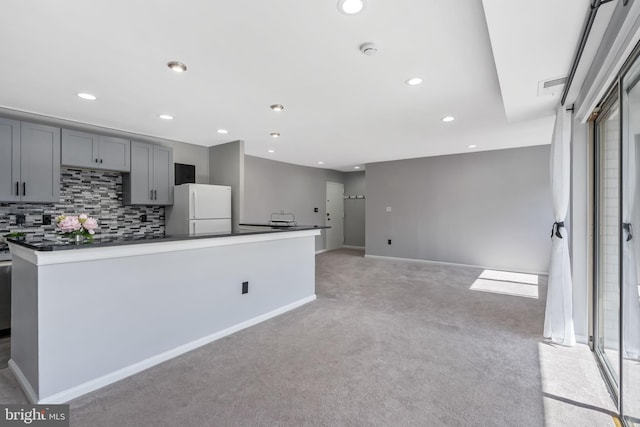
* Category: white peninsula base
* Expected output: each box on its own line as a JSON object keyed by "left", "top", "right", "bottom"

{"left": 8, "top": 229, "right": 320, "bottom": 403}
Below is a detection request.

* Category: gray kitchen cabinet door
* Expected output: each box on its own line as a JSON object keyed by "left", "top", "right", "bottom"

{"left": 123, "top": 141, "right": 173, "bottom": 205}
{"left": 152, "top": 145, "right": 173, "bottom": 205}
{"left": 98, "top": 136, "right": 130, "bottom": 172}
{"left": 0, "top": 118, "right": 21, "bottom": 202}
{"left": 61, "top": 129, "right": 99, "bottom": 169}
{"left": 20, "top": 122, "right": 61, "bottom": 203}
{"left": 124, "top": 141, "right": 153, "bottom": 204}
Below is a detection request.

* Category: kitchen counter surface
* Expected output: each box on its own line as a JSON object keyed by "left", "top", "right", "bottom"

{"left": 7, "top": 225, "right": 327, "bottom": 252}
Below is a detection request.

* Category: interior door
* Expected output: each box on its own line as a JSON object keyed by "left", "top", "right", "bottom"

{"left": 325, "top": 181, "right": 344, "bottom": 250}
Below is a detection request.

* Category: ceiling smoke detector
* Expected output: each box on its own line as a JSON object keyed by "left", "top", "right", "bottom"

{"left": 360, "top": 43, "right": 378, "bottom": 56}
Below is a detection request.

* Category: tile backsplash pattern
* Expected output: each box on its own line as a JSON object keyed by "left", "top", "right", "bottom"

{"left": 0, "top": 167, "right": 164, "bottom": 243}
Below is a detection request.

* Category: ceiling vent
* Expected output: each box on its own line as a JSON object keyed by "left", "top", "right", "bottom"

{"left": 537, "top": 76, "right": 567, "bottom": 97}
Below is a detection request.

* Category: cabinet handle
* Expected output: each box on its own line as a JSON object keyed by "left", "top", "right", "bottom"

{"left": 95, "top": 158, "right": 99, "bottom": 163}
{"left": 154, "top": 189, "right": 158, "bottom": 200}
{"left": 22, "top": 182, "right": 26, "bottom": 196}
{"left": 150, "top": 190, "right": 153, "bottom": 200}
{"left": 100, "top": 159, "right": 103, "bottom": 163}
{"left": 15, "top": 182, "right": 19, "bottom": 196}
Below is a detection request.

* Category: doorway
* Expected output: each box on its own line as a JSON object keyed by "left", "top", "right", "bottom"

{"left": 325, "top": 181, "right": 344, "bottom": 251}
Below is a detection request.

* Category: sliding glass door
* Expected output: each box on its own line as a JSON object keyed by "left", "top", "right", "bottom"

{"left": 622, "top": 57, "right": 640, "bottom": 426}
{"left": 594, "top": 88, "right": 621, "bottom": 401}
{"left": 594, "top": 50, "right": 640, "bottom": 426}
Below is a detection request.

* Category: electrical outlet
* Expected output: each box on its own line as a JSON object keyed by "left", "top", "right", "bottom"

{"left": 140, "top": 214, "right": 147, "bottom": 222}
{"left": 16, "top": 214, "right": 25, "bottom": 225}
{"left": 42, "top": 214, "right": 52, "bottom": 225}
{"left": 388, "top": 239, "right": 392, "bottom": 245}
{"left": 242, "top": 281, "right": 249, "bottom": 294}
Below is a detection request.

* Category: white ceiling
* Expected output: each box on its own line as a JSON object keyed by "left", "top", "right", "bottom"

{"left": 0, "top": 0, "right": 591, "bottom": 171}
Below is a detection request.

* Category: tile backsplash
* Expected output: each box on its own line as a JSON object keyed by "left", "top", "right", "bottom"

{"left": 0, "top": 168, "right": 164, "bottom": 243}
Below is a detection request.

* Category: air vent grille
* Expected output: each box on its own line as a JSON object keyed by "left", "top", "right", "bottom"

{"left": 538, "top": 76, "right": 567, "bottom": 96}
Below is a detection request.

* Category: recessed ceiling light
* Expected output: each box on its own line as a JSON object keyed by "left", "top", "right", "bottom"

{"left": 270, "top": 104, "right": 284, "bottom": 112}
{"left": 159, "top": 114, "right": 173, "bottom": 120}
{"left": 217, "top": 129, "right": 228, "bottom": 134}
{"left": 77, "top": 93, "right": 96, "bottom": 101}
{"left": 270, "top": 132, "right": 281, "bottom": 138}
{"left": 442, "top": 116, "right": 455, "bottom": 122}
{"left": 167, "top": 61, "right": 187, "bottom": 73}
{"left": 338, "top": 0, "right": 366, "bottom": 15}
{"left": 268, "top": 149, "right": 275, "bottom": 153}
{"left": 354, "top": 166, "right": 361, "bottom": 169}
{"left": 317, "top": 161, "right": 324, "bottom": 165}
{"left": 406, "top": 78, "right": 423, "bottom": 86}
{"left": 468, "top": 145, "right": 477, "bottom": 148}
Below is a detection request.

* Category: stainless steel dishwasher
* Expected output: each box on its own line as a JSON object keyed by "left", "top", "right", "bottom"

{"left": 0, "top": 255, "right": 10, "bottom": 333}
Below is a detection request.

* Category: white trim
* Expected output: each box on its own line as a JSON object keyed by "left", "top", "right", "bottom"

{"left": 342, "top": 245, "right": 365, "bottom": 250}
{"left": 9, "top": 230, "right": 321, "bottom": 266}
{"left": 363, "top": 254, "right": 549, "bottom": 276}
{"left": 315, "top": 249, "right": 330, "bottom": 254}
{"left": 28, "top": 295, "right": 316, "bottom": 404}
{"left": 8, "top": 360, "right": 38, "bottom": 404}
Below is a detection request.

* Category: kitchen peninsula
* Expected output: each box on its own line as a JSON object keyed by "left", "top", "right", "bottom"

{"left": 7, "top": 226, "right": 323, "bottom": 404}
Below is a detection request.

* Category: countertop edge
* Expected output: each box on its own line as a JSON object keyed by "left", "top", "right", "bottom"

{"left": 9, "top": 228, "right": 322, "bottom": 266}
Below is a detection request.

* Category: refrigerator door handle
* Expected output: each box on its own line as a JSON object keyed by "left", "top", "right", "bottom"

{"left": 192, "top": 222, "right": 196, "bottom": 234}
{"left": 191, "top": 190, "right": 197, "bottom": 218}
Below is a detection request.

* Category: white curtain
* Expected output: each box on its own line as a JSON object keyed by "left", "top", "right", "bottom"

{"left": 623, "top": 135, "right": 640, "bottom": 359}
{"left": 543, "top": 106, "right": 575, "bottom": 346}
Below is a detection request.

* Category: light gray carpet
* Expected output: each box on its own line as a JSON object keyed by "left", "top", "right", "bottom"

{"left": 0, "top": 249, "right": 616, "bottom": 426}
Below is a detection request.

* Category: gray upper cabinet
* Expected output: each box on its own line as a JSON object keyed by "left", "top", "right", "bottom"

{"left": 0, "top": 119, "right": 61, "bottom": 203}
{"left": 123, "top": 141, "right": 173, "bottom": 205}
{"left": 62, "top": 129, "right": 130, "bottom": 172}
{"left": 152, "top": 145, "right": 172, "bottom": 205}
{"left": 0, "top": 118, "right": 21, "bottom": 202}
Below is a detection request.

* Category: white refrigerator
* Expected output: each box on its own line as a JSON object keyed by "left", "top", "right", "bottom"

{"left": 165, "top": 184, "right": 232, "bottom": 235}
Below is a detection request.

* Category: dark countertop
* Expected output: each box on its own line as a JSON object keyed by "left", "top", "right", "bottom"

{"left": 7, "top": 225, "right": 327, "bottom": 252}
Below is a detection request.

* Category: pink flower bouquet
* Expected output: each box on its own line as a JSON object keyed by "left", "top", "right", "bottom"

{"left": 56, "top": 214, "right": 99, "bottom": 241}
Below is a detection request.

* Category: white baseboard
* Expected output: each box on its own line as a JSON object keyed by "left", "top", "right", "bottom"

{"left": 315, "top": 249, "right": 330, "bottom": 254}
{"left": 8, "top": 360, "right": 39, "bottom": 404}
{"left": 342, "top": 245, "right": 365, "bottom": 250}
{"left": 363, "top": 254, "right": 549, "bottom": 276}
{"left": 26, "top": 295, "right": 317, "bottom": 404}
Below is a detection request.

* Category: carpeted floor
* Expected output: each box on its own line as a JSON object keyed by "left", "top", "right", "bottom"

{"left": 0, "top": 249, "right": 617, "bottom": 426}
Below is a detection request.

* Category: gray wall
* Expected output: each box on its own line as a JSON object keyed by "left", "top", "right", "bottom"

{"left": 209, "top": 141, "right": 245, "bottom": 230}
{"left": 366, "top": 145, "right": 553, "bottom": 273}
{"left": 244, "top": 155, "right": 343, "bottom": 251}
{"left": 343, "top": 171, "right": 366, "bottom": 247}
